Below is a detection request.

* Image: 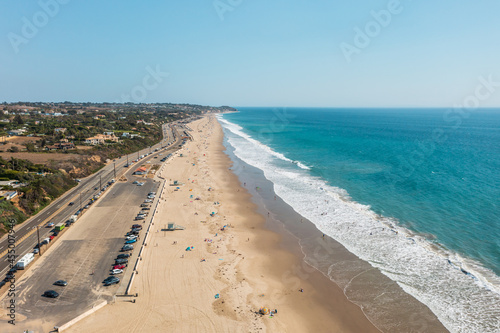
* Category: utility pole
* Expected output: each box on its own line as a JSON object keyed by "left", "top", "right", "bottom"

{"left": 37, "top": 226, "right": 42, "bottom": 256}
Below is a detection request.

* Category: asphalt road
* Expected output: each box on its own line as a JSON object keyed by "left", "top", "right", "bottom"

{"left": 0, "top": 121, "right": 183, "bottom": 277}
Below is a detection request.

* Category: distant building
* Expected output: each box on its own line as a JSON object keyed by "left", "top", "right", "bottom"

{"left": 7, "top": 129, "right": 26, "bottom": 136}
{"left": 0, "top": 180, "right": 26, "bottom": 189}
{"left": 0, "top": 191, "right": 18, "bottom": 201}
{"left": 54, "top": 127, "right": 67, "bottom": 133}
{"left": 84, "top": 133, "right": 119, "bottom": 145}
{"left": 0, "top": 119, "right": 10, "bottom": 123}
{"left": 45, "top": 142, "right": 75, "bottom": 150}
{"left": 121, "top": 132, "right": 130, "bottom": 137}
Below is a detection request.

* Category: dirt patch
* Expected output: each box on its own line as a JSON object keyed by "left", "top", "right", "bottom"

{"left": 0, "top": 152, "right": 80, "bottom": 164}
{"left": 4, "top": 136, "right": 40, "bottom": 144}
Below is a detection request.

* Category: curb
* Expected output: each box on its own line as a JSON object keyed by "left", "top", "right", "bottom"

{"left": 57, "top": 300, "right": 107, "bottom": 332}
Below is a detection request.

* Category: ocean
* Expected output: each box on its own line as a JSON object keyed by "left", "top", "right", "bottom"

{"left": 217, "top": 108, "right": 500, "bottom": 333}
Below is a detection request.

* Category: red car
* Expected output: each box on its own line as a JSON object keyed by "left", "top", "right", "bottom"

{"left": 49, "top": 235, "right": 55, "bottom": 241}
{"left": 113, "top": 264, "right": 126, "bottom": 270}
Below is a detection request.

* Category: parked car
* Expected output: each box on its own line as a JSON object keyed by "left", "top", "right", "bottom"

{"left": 43, "top": 290, "right": 59, "bottom": 298}
{"left": 54, "top": 280, "right": 68, "bottom": 286}
{"left": 49, "top": 235, "right": 55, "bottom": 241}
{"left": 126, "top": 235, "right": 138, "bottom": 240}
{"left": 53, "top": 231, "right": 59, "bottom": 237}
{"left": 147, "top": 195, "right": 155, "bottom": 199}
{"left": 140, "top": 203, "right": 149, "bottom": 207}
{"left": 94, "top": 187, "right": 98, "bottom": 190}
{"left": 111, "top": 269, "right": 123, "bottom": 275}
{"left": 132, "top": 224, "right": 142, "bottom": 229}
{"left": 141, "top": 207, "right": 150, "bottom": 211}
{"left": 125, "top": 239, "right": 137, "bottom": 244}
{"left": 135, "top": 216, "right": 145, "bottom": 220}
{"left": 47, "top": 222, "right": 55, "bottom": 228}
{"left": 103, "top": 276, "right": 120, "bottom": 286}
{"left": 133, "top": 181, "right": 139, "bottom": 184}
{"left": 117, "top": 253, "right": 130, "bottom": 259}
{"left": 113, "top": 264, "right": 126, "bottom": 270}
{"left": 115, "top": 258, "right": 128, "bottom": 264}
{"left": 144, "top": 199, "right": 153, "bottom": 203}
{"left": 121, "top": 245, "right": 133, "bottom": 251}
{"left": 126, "top": 231, "right": 140, "bottom": 236}
{"left": 148, "top": 192, "right": 156, "bottom": 196}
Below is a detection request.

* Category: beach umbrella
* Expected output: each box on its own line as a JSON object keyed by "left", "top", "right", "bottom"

{"left": 259, "top": 307, "right": 269, "bottom": 315}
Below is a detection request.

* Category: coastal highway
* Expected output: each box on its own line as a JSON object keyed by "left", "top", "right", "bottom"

{"left": 0, "top": 121, "right": 185, "bottom": 277}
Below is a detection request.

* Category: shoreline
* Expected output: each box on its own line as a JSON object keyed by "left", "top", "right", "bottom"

{"left": 67, "top": 115, "right": 380, "bottom": 332}
{"left": 219, "top": 115, "right": 450, "bottom": 333}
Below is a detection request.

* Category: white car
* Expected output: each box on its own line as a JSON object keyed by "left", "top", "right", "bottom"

{"left": 137, "top": 182, "right": 144, "bottom": 186}
{"left": 147, "top": 195, "right": 155, "bottom": 199}
{"left": 144, "top": 199, "right": 153, "bottom": 203}
{"left": 111, "top": 269, "right": 123, "bottom": 275}
{"left": 126, "top": 235, "right": 138, "bottom": 240}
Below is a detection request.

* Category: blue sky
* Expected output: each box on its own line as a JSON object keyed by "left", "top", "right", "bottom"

{"left": 1, "top": 0, "right": 500, "bottom": 107}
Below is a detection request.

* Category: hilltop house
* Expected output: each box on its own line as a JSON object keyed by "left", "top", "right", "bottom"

{"left": 84, "top": 133, "right": 120, "bottom": 145}
{"left": 0, "top": 191, "right": 18, "bottom": 201}
{"left": 7, "top": 129, "right": 26, "bottom": 136}
{"left": 45, "top": 142, "right": 76, "bottom": 150}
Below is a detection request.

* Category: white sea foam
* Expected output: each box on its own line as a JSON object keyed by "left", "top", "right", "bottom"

{"left": 218, "top": 115, "right": 500, "bottom": 333}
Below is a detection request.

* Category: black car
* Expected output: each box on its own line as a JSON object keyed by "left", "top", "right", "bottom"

{"left": 115, "top": 258, "right": 128, "bottom": 264}
{"left": 53, "top": 231, "right": 59, "bottom": 237}
{"left": 68, "top": 202, "right": 74, "bottom": 206}
{"left": 54, "top": 280, "right": 68, "bottom": 286}
{"left": 141, "top": 208, "right": 150, "bottom": 211}
{"left": 94, "top": 187, "right": 98, "bottom": 190}
{"left": 117, "top": 254, "right": 130, "bottom": 259}
{"left": 103, "top": 276, "right": 120, "bottom": 286}
{"left": 43, "top": 290, "right": 59, "bottom": 298}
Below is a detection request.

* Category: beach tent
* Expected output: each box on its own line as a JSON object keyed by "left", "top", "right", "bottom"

{"left": 259, "top": 307, "right": 270, "bottom": 315}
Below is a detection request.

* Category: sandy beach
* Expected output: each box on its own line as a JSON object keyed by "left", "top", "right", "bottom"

{"left": 68, "top": 115, "right": 380, "bottom": 333}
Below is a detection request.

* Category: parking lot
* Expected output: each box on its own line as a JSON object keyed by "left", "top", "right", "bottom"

{"left": 2, "top": 173, "right": 160, "bottom": 331}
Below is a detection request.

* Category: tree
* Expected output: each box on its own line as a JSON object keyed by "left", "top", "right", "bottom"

{"left": 14, "top": 114, "right": 23, "bottom": 125}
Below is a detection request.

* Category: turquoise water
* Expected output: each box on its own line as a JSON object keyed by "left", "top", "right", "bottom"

{"left": 219, "top": 107, "right": 500, "bottom": 332}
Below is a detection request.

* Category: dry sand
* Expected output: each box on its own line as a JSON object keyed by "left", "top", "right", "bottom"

{"left": 68, "top": 116, "right": 380, "bottom": 333}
